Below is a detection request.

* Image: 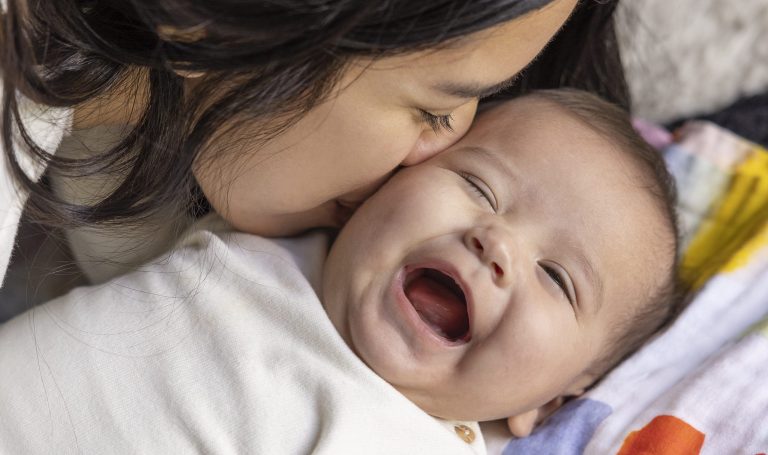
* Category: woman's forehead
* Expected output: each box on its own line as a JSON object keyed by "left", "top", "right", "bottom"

{"left": 349, "top": 0, "right": 577, "bottom": 93}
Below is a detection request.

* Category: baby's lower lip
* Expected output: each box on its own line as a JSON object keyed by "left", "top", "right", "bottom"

{"left": 392, "top": 266, "right": 470, "bottom": 348}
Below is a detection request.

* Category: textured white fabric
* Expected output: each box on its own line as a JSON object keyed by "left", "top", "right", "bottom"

{"left": 583, "top": 244, "right": 768, "bottom": 453}
{"left": 617, "top": 0, "right": 768, "bottom": 122}
{"left": 0, "top": 221, "right": 486, "bottom": 454}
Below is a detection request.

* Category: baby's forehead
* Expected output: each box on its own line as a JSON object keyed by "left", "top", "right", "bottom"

{"left": 472, "top": 100, "right": 618, "bottom": 164}
{"left": 479, "top": 95, "right": 574, "bottom": 127}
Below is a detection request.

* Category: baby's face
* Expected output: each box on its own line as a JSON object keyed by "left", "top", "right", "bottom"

{"left": 323, "top": 97, "right": 671, "bottom": 422}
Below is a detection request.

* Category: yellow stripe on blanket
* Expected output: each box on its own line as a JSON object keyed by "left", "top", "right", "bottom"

{"left": 743, "top": 309, "right": 768, "bottom": 338}
{"left": 681, "top": 148, "right": 768, "bottom": 290}
{"left": 757, "top": 317, "right": 768, "bottom": 339}
{"left": 722, "top": 222, "right": 768, "bottom": 272}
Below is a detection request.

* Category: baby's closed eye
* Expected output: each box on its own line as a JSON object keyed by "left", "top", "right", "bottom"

{"left": 458, "top": 171, "right": 497, "bottom": 211}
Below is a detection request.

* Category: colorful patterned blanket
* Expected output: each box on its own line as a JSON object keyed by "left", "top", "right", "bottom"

{"left": 486, "top": 121, "right": 768, "bottom": 454}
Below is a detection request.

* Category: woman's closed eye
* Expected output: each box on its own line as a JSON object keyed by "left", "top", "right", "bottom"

{"left": 540, "top": 262, "right": 575, "bottom": 306}
{"left": 459, "top": 171, "right": 497, "bottom": 211}
{"left": 420, "top": 110, "right": 454, "bottom": 134}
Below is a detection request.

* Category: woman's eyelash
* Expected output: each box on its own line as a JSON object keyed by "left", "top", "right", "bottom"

{"left": 458, "top": 172, "right": 496, "bottom": 210}
{"left": 420, "top": 110, "right": 454, "bottom": 134}
{"left": 541, "top": 264, "right": 573, "bottom": 304}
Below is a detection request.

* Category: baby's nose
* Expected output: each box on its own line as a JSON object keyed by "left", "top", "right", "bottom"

{"left": 464, "top": 227, "right": 514, "bottom": 287}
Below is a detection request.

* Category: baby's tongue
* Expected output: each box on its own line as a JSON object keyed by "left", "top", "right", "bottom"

{"left": 405, "top": 274, "right": 468, "bottom": 341}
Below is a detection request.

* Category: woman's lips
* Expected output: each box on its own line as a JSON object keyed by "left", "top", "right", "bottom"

{"left": 334, "top": 199, "right": 357, "bottom": 225}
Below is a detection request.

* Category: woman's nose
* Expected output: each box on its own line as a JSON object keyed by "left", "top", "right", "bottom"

{"left": 401, "top": 100, "right": 478, "bottom": 166}
{"left": 464, "top": 225, "right": 514, "bottom": 287}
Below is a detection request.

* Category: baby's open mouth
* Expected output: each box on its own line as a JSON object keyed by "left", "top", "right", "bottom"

{"left": 404, "top": 268, "right": 470, "bottom": 343}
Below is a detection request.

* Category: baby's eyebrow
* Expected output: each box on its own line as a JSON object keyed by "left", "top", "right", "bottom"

{"left": 572, "top": 247, "right": 604, "bottom": 315}
{"left": 549, "top": 229, "right": 604, "bottom": 314}
{"left": 541, "top": 231, "right": 605, "bottom": 316}
{"left": 459, "top": 146, "right": 519, "bottom": 184}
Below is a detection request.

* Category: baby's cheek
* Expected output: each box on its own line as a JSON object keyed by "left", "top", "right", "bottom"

{"left": 501, "top": 311, "right": 565, "bottom": 365}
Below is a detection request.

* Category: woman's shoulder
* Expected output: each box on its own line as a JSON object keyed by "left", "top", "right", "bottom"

{"left": 177, "top": 215, "right": 331, "bottom": 294}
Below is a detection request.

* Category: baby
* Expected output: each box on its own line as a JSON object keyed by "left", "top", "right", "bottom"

{"left": 323, "top": 88, "right": 683, "bottom": 437}
{"left": 0, "top": 90, "right": 682, "bottom": 454}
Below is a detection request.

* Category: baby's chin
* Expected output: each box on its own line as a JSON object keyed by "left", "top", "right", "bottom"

{"left": 386, "top": 381, "right": 498, "bottom": 423}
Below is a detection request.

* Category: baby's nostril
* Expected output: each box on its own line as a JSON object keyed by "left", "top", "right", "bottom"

{"left": 493, "top": 263, "right": 503, "bottom": 277}
{"left": 473, "top": 238, "right": 483, "bottom": 252}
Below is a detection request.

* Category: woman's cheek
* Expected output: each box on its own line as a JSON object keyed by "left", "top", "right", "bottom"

{"left": 452, "top": 100, "right": 479, "bottom": 139}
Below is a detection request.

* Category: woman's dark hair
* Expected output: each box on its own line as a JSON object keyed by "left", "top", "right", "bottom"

{"left": 1, "top": 0, "right": 630, "bottom": 229}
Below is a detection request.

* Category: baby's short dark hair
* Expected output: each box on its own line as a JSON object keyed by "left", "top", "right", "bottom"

{"left": 529, "top": 89, "right": 688, "bottom": 380}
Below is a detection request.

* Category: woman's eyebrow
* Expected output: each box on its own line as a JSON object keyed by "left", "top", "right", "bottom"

{"left": 432, "top": 74, "right": 520, "bottom": 100}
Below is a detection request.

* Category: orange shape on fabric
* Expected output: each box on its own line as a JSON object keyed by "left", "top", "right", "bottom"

{"left": 617, "top": 415, "right": 704, "bottom": 455}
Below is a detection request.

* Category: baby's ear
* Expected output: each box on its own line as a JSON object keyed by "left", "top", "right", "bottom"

{"left": 506, "top": 396, "right": 565, "bottom": 438}
{"left": 506, "top": 380, "right": 591, "bottom": 438}
{"left": 507, "top": 375, "right": 595, "bottom": 437}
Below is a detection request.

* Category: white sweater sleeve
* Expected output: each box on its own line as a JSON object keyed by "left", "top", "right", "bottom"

{"left": 0, "top": 226, "right": 486, "bottom": 454}
{"left": 0, "top": 90, "right": 71, "bottom": 287}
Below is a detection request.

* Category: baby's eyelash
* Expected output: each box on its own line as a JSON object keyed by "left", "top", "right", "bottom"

{"left": 458, "top": 172, "right": 496, "bottom": 211}
{"left": 541, "top": 264, "right": 573, "bottom": 304}
{"left": 420, "top": 110, "right": 454, "bottom": 134}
